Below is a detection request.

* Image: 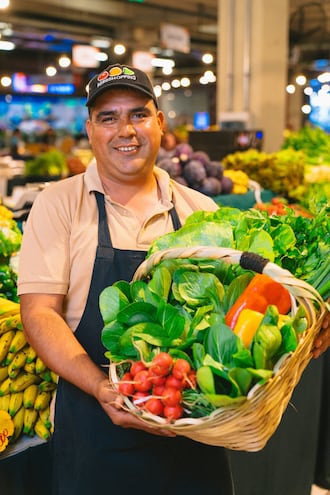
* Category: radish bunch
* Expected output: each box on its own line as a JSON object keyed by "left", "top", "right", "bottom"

{"left": 117, "top": 353, "right": 196, "bottom": 420}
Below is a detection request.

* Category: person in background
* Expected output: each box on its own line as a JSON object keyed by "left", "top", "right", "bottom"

{"left": 9, "top": 128, "right": 25, "bottom": 159}
{"left": 17, "top": 63, "right": 329, "bottom": 495}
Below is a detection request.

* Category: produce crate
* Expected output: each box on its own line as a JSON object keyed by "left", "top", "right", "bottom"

{"left": 109, "top": 247, "right": 327, "bottom": 452}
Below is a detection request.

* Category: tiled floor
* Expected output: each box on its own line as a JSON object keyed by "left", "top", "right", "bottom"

{"left": 311, "top": 485, "right": 330, "bottom": 495}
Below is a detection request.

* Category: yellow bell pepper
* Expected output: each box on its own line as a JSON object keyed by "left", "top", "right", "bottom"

{"left": 232, "top": 308, "right": 264, "bottom": 347}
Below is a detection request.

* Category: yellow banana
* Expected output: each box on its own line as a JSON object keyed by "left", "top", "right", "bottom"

{"left": 9, "top": 391, "right": 24, "bottom": 417}
{"left": 38, "top": 380, "right": 57, "bottom": 392}
{"left": 38, "top": 406, "right": 52, "bottom": 429}
{"left": 23, "top": 361, "right": 36, "bottom": 374}
{"left": 10, "top": 405, "right": 25, "bottom": 442}
{"left": 34, "top": 391, "right": 51, "bottom": 411}
{"left": 25, "top": 345, "right": 38, "bottom": 364}
{"left": 0, "top": 314, "right": 22, "bottom": 336}
{"left": 35, "top": 356, "right": 47, "bottom": 375}
{"left": 50, "top": 371, "right": 58, "bottom": 384}
{"left": 9, "top": 330, "right": 27, "bottom": 354}
{"left": 7, "top": 366, "right": 20, "bottom": 379}
{"left": 0, "top": 330, "right": 15, "bottom": 363}
{"left": 0, "top": 299, "right": 20, "bottom": 319}
{"left": 0, "top": 376, "right": 12, "bottom": 396}
{"left": 8, "top": 347, "right": 28, "bottom": 372}
{"left": 34, "top": 417, "right": 51, "bottom": 440}
{"left": 23, "top": 384, "right": 39, "bottom": 408}
{"left": 0, "top": 394, "right": 10, "bottom": 412}
{"left": 0, "top": 364, "right": 9, "bottom": 382}
{"left": 10, "top": 372, "right": 40, "bottom": 393}
{"left": 38, "top": 370, "right": 52, "bottom": 382}
{"left": 4, "top": 351, "right": 15, "bottom": 365}
{"left": 23, "top": 408, "right": 38, "bottom": 436}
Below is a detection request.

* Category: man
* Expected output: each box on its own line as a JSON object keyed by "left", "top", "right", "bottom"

{"left": 17, "top": 64, "right": 234, "bottom": 495}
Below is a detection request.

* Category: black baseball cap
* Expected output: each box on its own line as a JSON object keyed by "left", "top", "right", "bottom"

{"left": 86, "top": 64, "right": 158, "bottom": 108}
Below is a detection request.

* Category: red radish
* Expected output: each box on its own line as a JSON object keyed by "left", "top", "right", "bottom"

{"left": 130, "top": 361, "right": 147, "bottom": 377}
{"left": 134, "top": 370, "right": 152, "bottom": 392}
{"left": 118, "top": 372, "right": 134, "bottom": 396}
{"left": 165, "top": 375, "right": 184, "bottom": 390}
{"left": 152, "top": 352, "right": 173, "bottom": 370}
{"left": 161, "top": 387, "right": 182, "bottom": 407}
{"left": 152, "top": 384, "right": 166, "bottom": 396}
{"left": 172, "top": 359, "right": 191, "bottom": 380}
{"left": 145, "top": 398, "right": 164, "bottom": 416}
{"left": 163, "top": 404, "right": 184, "bottom": 420}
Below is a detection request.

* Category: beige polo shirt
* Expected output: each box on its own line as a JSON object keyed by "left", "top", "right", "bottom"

{"left": 17, "top": 161, "right": 219, "bottom": 331}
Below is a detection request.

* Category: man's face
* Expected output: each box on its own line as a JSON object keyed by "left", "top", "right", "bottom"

{"left": 86, "top": 88, "right": 165, "bottom": 184}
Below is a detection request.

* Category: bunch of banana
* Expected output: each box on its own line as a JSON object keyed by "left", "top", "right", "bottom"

{"left": 0, "top": 298, "right": 57, "bottom": 447}
{"left": 223, "top": 169, "right": 249, "bottom": 194}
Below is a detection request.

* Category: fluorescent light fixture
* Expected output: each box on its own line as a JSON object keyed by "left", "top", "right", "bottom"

{"left": 91, "top": 38, "right": 111, "bottom": 49}
{"left": 151, "top": 58, "right": 175, "bottom": 68}
{"left": 0, "top": 40, "right": 15, "bottom": 50}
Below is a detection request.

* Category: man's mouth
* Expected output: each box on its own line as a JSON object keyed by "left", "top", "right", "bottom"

{"left": 116, "top": 145, "right": 139, "bottom": 152}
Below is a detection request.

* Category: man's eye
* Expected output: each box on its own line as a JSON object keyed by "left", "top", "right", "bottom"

{"left": 131, "top": 112, "right": 147, "bottom": 121}
{"left": 101, "top": 116, "right": 115, "bottom": 124}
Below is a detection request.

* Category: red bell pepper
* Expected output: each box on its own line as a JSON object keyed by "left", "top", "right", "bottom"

{"left": 225, "top": 273, "right": 291, "bottom": 329}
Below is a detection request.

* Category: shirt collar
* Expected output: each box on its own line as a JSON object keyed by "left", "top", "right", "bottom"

{"left": 84, "top": 159, "right": 173, "bottom": 206}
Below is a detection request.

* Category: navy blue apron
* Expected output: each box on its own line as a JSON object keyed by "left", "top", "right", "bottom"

{"left": 51, "top": 191, "right": 233, "bottom": 495}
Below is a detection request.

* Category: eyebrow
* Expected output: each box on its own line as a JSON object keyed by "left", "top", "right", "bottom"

{"left": 95, "top": 105, "right": 152, "bottom": 119}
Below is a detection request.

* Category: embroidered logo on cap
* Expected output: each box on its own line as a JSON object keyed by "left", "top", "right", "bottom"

{"left": 96, "top": 66, "right": 136, "bottom": 88}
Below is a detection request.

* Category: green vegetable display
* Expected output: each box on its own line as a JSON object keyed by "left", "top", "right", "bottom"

{"left": 281, "top": 126, "right": 330, "bottom": 166}
{"left": 222, "top": 148, "right": 305, "bottom": 200}
{"left": 25, "top": 150, "right": 68, "bottom": 177}
{"left": 148, "top": 206, "right": 330, "bottom": 301}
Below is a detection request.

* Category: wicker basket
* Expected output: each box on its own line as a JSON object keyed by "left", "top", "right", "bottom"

{"left": 109, "top": 247, "right": 327, "bottom": 452}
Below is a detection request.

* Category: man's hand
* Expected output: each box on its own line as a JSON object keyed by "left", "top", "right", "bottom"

{"left": 96, "top": 378, "right": 176, "bottom": 437}
{"left": 312, "top": 309, "right": 330, "bottom": 358}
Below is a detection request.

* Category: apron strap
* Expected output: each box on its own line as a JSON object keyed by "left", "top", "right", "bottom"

{"left": 94, "top": 191, "right": 114, "bottom": 260}
{"left": 169, "top": 206, "right": 182, "bottom": 230}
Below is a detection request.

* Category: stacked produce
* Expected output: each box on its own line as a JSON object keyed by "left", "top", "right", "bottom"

{"left": 0, "top": 205, "right": 22, "bottom": 304}
{"left": 25, "top": 149, "right": 68, "bottom": 177}
{"left": 281, "top": 126, "right": 330, "bottom": 167}
{"left": 0, "top": 204, "right": 57, "bottom": 452}
{"left": 222, "top": 148, "right": 306, "bottom": 200}
{"left": 0, "top": 299, "right": 56, "bottom": 449}
{"left": 156, "top": 143, "right": 249, "bottom": 196}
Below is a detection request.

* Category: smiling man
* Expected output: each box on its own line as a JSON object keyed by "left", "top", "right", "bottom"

{"left": 17, "top": 64, "right": 235, "bottom": 495}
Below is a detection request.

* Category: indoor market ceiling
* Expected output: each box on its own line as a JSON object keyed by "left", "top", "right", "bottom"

{"left": 0, "top": 0, "right": 330, "bottom": 83}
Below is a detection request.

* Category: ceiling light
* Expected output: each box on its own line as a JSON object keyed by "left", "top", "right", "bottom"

{"left": 295, "top": 75, "right": 307, "bottom": 86}
{"left": 91, "top": 38, "right": 111, "bottom": 49}
{"left": 46, "top": 66, "right": 57, "bottom": 77}
{"left": 318, "top": 72, "right": 330, "bottom": 83}
{"left": 0, "top": 75, "right": 11, "bottom": 87}
{"left": 114, "top": 43, "right": 126, "bottom": 55}
{"left": 151, "top": 58, "right": 175, "bottom": 68}
{"left": 180, "top": 77, "right": 190, "bottom": 87}
{"left": 59, "top": 55, "right": 71, "bottom": 68}
{"left": 202, "top": 53, "right": 214, "bottom": 64}
{"left": 171, "top": 79, "right": 180, "bottom": 88}
{"left": 0, "top": 0, "right": 10, "bottom": 8}
{"left": 161, "top": 82, "right": 171, "bottom": 91}
{"left": 301, "top": 104, "right": 311, "bottom": 114}
{"left": 0, "top": 40, "right": 15, "bottom": 50}
{"left": 95, "top": 52, "right": 108, "bottom": 62}
{"left": 286, "top": 84, "right": 296, "bottom": 94}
